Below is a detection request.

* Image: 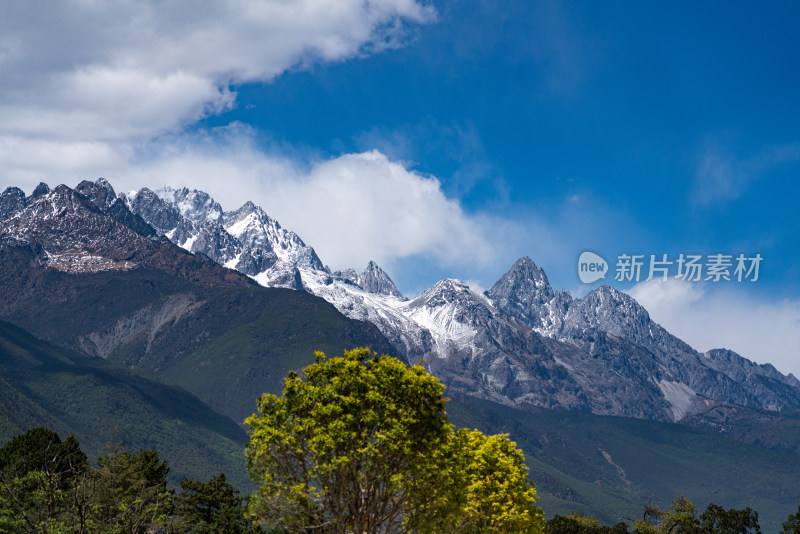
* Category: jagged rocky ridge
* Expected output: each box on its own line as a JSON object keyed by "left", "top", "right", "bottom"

{"left": 0, "top": 179, "right": 251, "bottom": 286}
{"left": 4, "top": 178, "right": 800, "bottom": 422}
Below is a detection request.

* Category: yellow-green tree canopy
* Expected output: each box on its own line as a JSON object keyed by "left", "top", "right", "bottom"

{"left": 245, "top": 348, "right": 544, "bottom": 533}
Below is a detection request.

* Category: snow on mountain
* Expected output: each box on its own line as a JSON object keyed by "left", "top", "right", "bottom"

{"left": 222, "top": 200, "right": 325, "bottom": 271}
{"left": 75, "top": 178, "right": 117, "bottom": 210}
{"left": 8, "top": 178, "right": 799, "bottom": 423}
{"left": 486, "top": 256, "right": 571, "bottom": 334}
{"left": 0, "top": 187, "right": 26, "bottom": 222}
{"left": 121, "top": 181, "right": 800, "bottom": 420}
{"left": 0, "top": 184, "right": 151, "bottom": 273}
{"left": 157, "top": 186, "right": 224, "bottom": 225}
{"left": 0, "top": 181, "right": 252, "bottom": 290}
{"left": 123, "top": 185, "right": 324, "bottom": 283}
{"left": 300, "top": 268, "right": 432, "bottom": 360}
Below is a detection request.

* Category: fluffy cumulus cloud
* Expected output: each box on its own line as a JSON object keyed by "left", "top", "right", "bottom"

{"left": 112, "top": 130, "right": 494, "bottom": 271}
{"left": 629, "top": 278, "right": 800, "bottom": 377}
{"left": 0, "top": 0, "right": 433, "bottom": 156}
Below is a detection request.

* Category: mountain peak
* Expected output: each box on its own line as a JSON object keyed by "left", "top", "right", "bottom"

{"left": 486, "top": 256, "right": 556, "bottom": 329}
{"left": 359, "top": 260, "right": 405, "bottom": 299}
{"left": 413, "top": 278, "right": 479, "bottom": 309}
{"left": 564, "top": 284, "right": 652, "bottom": 336}
{"left": 31, "top": 182, "right": 50, "bottom": 198}
{"left": 75, "top": 178, "right": 117, "bottom": 210}
{"left": 223, "top": 200, "right": 266, "bottom": 228}
{"left": 587, "top": 284, "right": 648, "bottom": 317}
{"left": 157, "top": 186, "right": 224, "bottom": 225}
{"left": 0, "top": 187, "right": 27, "bottom": 222}
{"left": 124, "top": 188, "right": 183, "bottom": 235}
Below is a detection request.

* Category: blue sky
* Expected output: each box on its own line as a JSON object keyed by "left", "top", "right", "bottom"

{"left": 1, "top": 1, "right": 799, "bottom": 373}
{"left": 190, "top": 1, "right": 800, "bottom": 296}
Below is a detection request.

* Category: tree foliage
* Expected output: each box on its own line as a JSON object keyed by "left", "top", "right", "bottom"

{"left": 781, "top": 502, "right": 800, "bottom": 534}
{"left": 0, "top": 429, "right": 176, "bottom": 533}
{"left": 0, "top": 428, "right": 93, "bottom": 533}
{"left": 245, "top": 348, "right": 544, "bottom": 533}
{"left": 92, "top": 442, "right": 173, "bottom": 533}
{"left": 451, "top": 429, "right": 543, "bottom": 532}
{"left": 546, "top": 513, "right": 629, "bottom": 534}
{"left": 632, "top": 496, "right": 760, "bottom": 534}
{"left": 173, "top": 472, "right": 258, "bottom": 533}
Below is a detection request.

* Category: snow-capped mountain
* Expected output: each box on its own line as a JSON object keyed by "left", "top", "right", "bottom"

{"left": 5, "top": 177, "right": 800, "bottom": 423}
{"left": 121, "top": 186, "right": 324, "bottom": 286}
{"left": 0, "top": 180, "right": 251, "bottom": 287}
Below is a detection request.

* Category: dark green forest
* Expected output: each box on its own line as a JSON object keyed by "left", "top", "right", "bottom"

{"left": 3, "top": 349, "right": 800, "bottom": 533}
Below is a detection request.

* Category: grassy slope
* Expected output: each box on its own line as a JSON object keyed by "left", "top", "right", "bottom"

{"left": 446, "top": 394, "right": 800, "bottom": 532}
{"left": 0, "top": 320, "right": 252, "bottom": 490}
{"left": 0, "top": 258, "right": 397, "bottom": 425}
{"left": 106, "top": 285, "right": 399, "bottom": 424}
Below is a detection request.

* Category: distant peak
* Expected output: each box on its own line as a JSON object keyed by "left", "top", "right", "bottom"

{"left": 0, "top": 187, "right": 27, "bottom": 222}
{"left": 487, "top": 256, "right": 554, "bottom": 302}
{"left": 226, "top": 200, "right": 263, "bottom": 221}
{"left": 359, "top": 260, "right": 404, "bottom": 299}
{"left": 31, "top": 182, "right": 50, "bottom": 198}
{"left": 1, "top": 186, "right": 25, "bottom": 199}
{"left": 584, "top": 285, "right": 647, "bottom": 313}
{"left": 426, "top": 278, "right": 473, "bottom": 296}
{"left": 483, "top": 255, "right": 559, "bottom": 330}
{"left": 587, "top": 284, "right": 639, "bottom": 306}
{"left": 75, "top": 178, "right": 117, "bottom": 210}
{"left": 412, "top": 278, "right": 481, "bottom": 310}
{"left": 514, "top": 255, "right": 539, "bottom": 268}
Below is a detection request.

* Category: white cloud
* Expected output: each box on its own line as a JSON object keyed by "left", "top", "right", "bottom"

{"left": 108, "top": 130, "right": 493, "bottom": 271}
{"left": 0, "top": 0, "right": 452, "bottom": 268}
{"left": 0, "top": 0, "right": 433, "bottom": 144}
{"left": 628, "top": 278, "right": 800, "bottom": 377}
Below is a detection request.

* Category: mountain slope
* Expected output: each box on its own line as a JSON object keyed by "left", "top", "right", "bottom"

{"left": 0, "top": 182, "right": 398, "bottom": 426}
{"left": 0, "top": 319, "right": 250, "bottom": 489}
{"left": 447, "top": 394, "right": 800, "bottom": 532}
{"left": 0, "top": 241, "right": 396, "bottom": 426}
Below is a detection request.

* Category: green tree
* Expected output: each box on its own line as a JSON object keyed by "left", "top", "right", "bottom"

{"left": 174, "top": 473, "right": 257, "bottom": 533}
{"left": 781, "top": 502, "right": 800, "bottom": 534}
{"left": 450, "top": 429, "right": 543, "bottom": 533}
{"left": 659, "top": 495, "right": 700, "bottom": 534}
{"left": 0, "top": 427, "right": 88, "bottom": 479}
{"left": 93, "top": 442, "right": 172, "bottom": 533}
{"left": 246, "top": 348, "right": 451, "bottom": 532}
{"left": 245, "top": 348, "right": 544, "bottom": 534}
{"left": 699, "top": 504, "right": 759, "bottom": 534}
{"left": 546, "top": 513, "right": 629, "bottom": 533}
{"left": 0, "top": 427, "right": 94, "bottom": 534}
{"left": 632, "top": 497, "right": 760, "bottom": 534}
